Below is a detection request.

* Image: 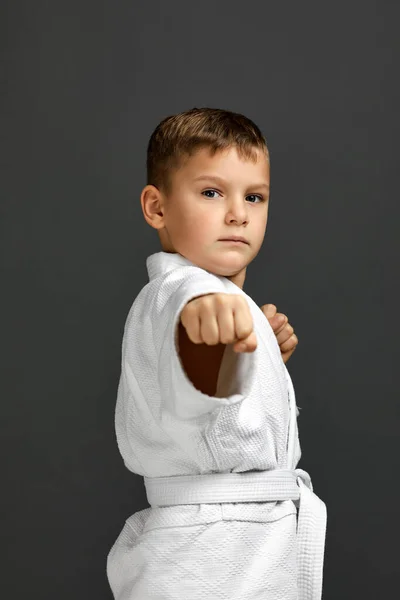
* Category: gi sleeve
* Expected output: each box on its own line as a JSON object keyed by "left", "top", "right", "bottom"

{"left": 152, "top": 267, "right": 258, "bottom": 420}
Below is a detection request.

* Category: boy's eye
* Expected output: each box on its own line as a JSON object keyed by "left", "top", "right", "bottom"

{"left": 246, "top": 194, "right": 263, "bottom": 203}
{"left": 202, "top": 189, "right": 220, "bottom": 199}
{"left": 201, "top": 189, "right": 264, "bottom": 203}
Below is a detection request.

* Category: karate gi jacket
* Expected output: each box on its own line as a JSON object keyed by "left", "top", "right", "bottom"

{"left": 107, "top": 251, "right": 326, "bottom": 600}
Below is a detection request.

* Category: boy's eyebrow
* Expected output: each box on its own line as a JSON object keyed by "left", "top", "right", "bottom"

{"left": 193, "top": 174, "right": 270, "bottom": 190}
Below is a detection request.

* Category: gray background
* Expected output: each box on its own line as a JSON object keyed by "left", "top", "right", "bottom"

{"left": 1, "top": 1, "right": 399, "bottom": 598}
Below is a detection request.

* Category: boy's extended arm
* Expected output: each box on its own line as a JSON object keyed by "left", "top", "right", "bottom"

{"left": 149, "top": 272, "right": 257, "bottom": 418}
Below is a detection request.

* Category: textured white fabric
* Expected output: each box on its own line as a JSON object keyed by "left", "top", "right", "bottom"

{"left": 107, "top": 251, "right": 326, "bottom": 600}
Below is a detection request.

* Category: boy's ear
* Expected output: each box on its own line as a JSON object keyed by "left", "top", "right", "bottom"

{"left": 140, "top": 185, "right": 166, "bottom": 230}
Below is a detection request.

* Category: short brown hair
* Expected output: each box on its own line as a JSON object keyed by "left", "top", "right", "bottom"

{"left": 146, "top": 107, "right": 269, "bottom": 195}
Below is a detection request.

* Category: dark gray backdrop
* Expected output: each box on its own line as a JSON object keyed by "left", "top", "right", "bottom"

{"left": 2, "top": 1, "right": 399, "bottom": 598}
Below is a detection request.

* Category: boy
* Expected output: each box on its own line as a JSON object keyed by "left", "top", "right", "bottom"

{"left": 107, "top": 107, "right": 327, "bottom": 599}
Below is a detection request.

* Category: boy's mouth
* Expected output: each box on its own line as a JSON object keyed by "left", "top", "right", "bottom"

{"left": 219, "top": 236, "right": 249, "bottom": 244}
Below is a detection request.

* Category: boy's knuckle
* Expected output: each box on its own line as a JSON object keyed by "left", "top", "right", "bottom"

{"left": 234, "top": 295, "right": 247, "bottom": 308}
{"left": 187, "top": 330, "right": 199, "bottom": 343}
{"left": 199, "top": 295, "right": 210, "bottom": 307}
{"left": 203, "top": 296, "right": 218, "bottom": 312}
{"left": 184, "top": 302, "right": 196, "bottom": 315}
{"left": 245, "top": 326, "right": 254, "bottom": 338}
{"left": 214, "top": 294, "right": 228, "bottom": 309}
{"left": 220, "top": 331, "right": 232, "bottom": 344}
{"left": 179, "top": 313, "right": 188, "bottom": 327}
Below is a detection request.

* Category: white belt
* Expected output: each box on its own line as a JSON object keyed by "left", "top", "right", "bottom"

{"left": 144, "top": 370, "right": 327, "bottom": 600}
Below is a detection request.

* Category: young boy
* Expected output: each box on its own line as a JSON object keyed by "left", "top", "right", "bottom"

{"left": 107, "top": 107, "right": 327, "bottom": 600}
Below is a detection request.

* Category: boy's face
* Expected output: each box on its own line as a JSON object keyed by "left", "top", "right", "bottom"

{"left": 142, "top": 145, "right": 270, "bottom": 289}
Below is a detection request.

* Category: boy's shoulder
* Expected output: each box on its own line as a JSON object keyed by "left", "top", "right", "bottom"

{"left": 124, "top": 252, "right": 224, "bottom": 317}
{"left": 142, "top": 252, "right": 231, "bottom": 302}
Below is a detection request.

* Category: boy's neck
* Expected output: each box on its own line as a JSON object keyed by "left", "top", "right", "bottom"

{"left": 225, "top": 268, "right": 246, "bottom": 290}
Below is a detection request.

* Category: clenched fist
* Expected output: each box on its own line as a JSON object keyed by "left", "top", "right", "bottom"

{"left": 180, "top": 293, "right": 257, "bottom": 353}
{"left": 260, "top": 303, "right": 298, "bottom": 364}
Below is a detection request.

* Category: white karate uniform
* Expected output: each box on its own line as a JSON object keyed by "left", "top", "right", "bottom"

{"left": 107, "top": 251, "right": 326, "bottom": 600}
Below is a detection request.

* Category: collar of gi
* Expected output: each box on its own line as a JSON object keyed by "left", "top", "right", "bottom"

{"left": 146, "top": 251, "right": 201, "bottom": 281}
